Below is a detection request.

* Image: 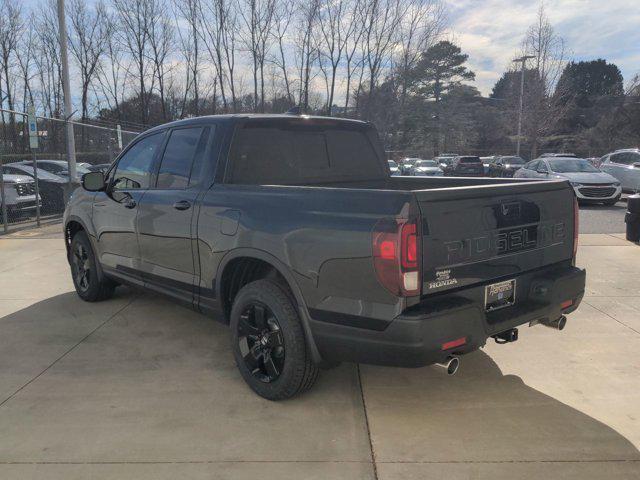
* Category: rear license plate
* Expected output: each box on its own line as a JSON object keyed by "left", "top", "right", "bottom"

{"left": 485, "top": 279, "right": 516, "bottom": 312}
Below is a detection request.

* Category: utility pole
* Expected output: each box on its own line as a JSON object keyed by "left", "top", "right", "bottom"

{"left": 513, "top": 55, "right": 535, "bottom": 157}
{"left": 57, "top": 0, "right": 77, "bottom": 183}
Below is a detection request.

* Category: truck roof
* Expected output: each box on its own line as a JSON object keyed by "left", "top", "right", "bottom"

{"left": 143, "top": 114, "right": 369, "bottom": 136}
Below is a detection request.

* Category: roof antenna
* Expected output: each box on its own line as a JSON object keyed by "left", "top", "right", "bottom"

{"left": 285, "top": 105, "right": 301, "bottom": 115}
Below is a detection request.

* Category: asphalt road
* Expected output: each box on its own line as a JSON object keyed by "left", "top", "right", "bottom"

{"left": 579, "top": 197, "right": 628, "bottom": 234}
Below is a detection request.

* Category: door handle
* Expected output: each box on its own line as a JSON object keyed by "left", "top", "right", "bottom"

{"left": 173, "top": 200, "right": 191, "bottom": 211}
{"left": 123, "top": 198, "right": 137, "bottom": 209}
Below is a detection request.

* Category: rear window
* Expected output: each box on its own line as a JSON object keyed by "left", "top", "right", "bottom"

{"left": 228, "top": 121, "right": 383, "bottom": 184}
{"left": 459, "top": 157, "right": 481, "bottom": 163}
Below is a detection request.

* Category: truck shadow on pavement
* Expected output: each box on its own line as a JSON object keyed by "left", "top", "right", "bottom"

{"left": 0, "top": 289, "right": 638, "bottom": 469}
{"left": 360, "top": 349, "right": 640, "bottom": 464}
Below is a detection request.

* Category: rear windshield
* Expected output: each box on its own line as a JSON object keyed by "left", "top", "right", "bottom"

{"left": 416, "top": 160, "right": 437, "bottom": 167}
{"left": 228, "top": 121, "right": 384, "bottom": 185}
{"left": 459, "top": 157, "right": 481, "bottom": 163}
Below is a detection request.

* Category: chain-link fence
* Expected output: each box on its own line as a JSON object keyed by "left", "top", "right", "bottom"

{"left": 0, "top": 108, "right": 140, "bottom": 232}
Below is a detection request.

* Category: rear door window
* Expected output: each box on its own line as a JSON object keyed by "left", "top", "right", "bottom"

{"left": 156, "top": 127, "right": 206, "bottom": 189}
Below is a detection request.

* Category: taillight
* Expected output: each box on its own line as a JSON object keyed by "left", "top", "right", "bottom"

{"left": 372, "top": 218, "right": 420, "bottom": 296}
{"left": 573, "top": 197, "right": 579, "bottom": 259}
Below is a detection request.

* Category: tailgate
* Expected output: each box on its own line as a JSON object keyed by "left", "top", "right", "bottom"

{"left": 415, "top": 181, "right": 575, "bottom": 295}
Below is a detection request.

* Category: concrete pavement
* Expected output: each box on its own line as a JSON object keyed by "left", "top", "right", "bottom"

{"left": 0, "top": 229, "right": 638, "bottom": 479}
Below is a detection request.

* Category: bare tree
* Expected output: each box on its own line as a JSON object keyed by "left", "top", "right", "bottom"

{"left": 394, "top": 0, "right": 444, "bottom": 113}
{"left": 0, "top": 0, "right": 22, "bottom": 141}
{"left": 521, "top": 5, "right": 568, "bottom": 157}
{"left": 175, "top": 0, "right": 202, "bottom": 116}
{"left": 342, "top": 0, "right": 365, "bottom": 114}
{"left": 113, "top": 0, "right": 154, "bottom": 124}
{"left": 238, "top": 0, "right": 276, "bottom": 112}
{"left": 293, "top": 0, "right": 319, "bottom": 111}
{"left": 68, "top": 0, "right": 110, "bottom": 123}
{"left": 95, "top": 11, "right": 128, "bottom": 123}
{"left": 16, "top": 11, "right": 37, "bottom": 112}
{"left": 361, "top": 0, "right": 404, "bottom": 118}
{"left": 270, "top": 0, "right": 294, "bottom": 105}
{"left": 146, "top": 0, "right": 175, "bottom": 121}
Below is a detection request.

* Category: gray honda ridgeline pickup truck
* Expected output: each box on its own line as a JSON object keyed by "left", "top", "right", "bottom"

{"left": 64, "top": 114, "right": 586, "bottom": 400}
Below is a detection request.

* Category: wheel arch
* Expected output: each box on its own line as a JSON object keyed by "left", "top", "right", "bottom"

{"left": 215, "top": 248, "right": 322, "bottom": 364}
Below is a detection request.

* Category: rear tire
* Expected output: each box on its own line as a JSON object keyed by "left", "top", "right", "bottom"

{"left": 230, "top": 279, "right": 319, "bottom": 400}
{"left": 70, "top": 231, "right": 116, "bottom": 302}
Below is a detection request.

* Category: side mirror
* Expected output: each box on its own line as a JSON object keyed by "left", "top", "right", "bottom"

{"left": 82, "top": 171, "right": 106, "bottom": 192}
{"left": 536, "top": 169, "right": 547, "bottom": 174}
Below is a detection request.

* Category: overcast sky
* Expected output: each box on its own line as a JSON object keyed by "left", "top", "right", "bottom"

{"left": 448, "top": 0, "right": 640, "bottom": 95}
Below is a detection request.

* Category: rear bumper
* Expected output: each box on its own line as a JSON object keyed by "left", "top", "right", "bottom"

{"left": 309, "top": 264, "right": 585, "bottom": 368}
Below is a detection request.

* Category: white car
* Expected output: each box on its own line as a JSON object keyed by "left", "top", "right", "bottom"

{"left": 0, "top": 174, "right": 40, "bottom": 219}
{"left": 411, "top": 160, "right": 443, "bottom": 176}
{"left": 515, "top": 157, "right": 622, "bottom": 205}
{"left": 599, "top": 149, "right": 640, "bottom": 193}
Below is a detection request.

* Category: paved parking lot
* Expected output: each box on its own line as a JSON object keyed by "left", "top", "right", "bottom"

{"left": 578, "top": 196, "right": 629, "bottom": 234}
{"left": 0, "top": 225, "right": 639, "bottom": 479}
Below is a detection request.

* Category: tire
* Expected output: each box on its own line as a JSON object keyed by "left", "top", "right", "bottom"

{"left": 69, "top": 231, "right": 116, "bottom": 302}
{"left": 230, "top": 279, "right": 319, "bottom": 400}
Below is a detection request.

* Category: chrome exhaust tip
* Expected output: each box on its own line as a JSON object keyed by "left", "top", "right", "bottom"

{"left": 435, "top": 356, "right": 460, "bottom": 376}
{"left": 540, "top": 315, "right": 567, "bottom": 331}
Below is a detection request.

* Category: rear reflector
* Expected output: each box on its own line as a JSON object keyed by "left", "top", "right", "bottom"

{"left": 441, "top": 337, "right": 466, "bottom": 351}
{"left": 561, "top": 299, "right": 573, "bottom": 310}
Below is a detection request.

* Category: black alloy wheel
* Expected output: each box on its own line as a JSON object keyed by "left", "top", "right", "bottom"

{"left": 69, "top": 231, "right": 116, "bottom": 302}
{"left": 237, "top": 302, "right": 285, "bottom": 383}
{"left": 72, "top": 242, "right": 91, "bottom": 292}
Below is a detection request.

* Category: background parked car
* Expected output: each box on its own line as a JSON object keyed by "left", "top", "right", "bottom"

{"left": 481, "top": 156, "right": 497, "bottom": 175}
{"left": 19, "top": 160, "right": 92, "bottom": 179}
{"left": 487, "top": 156, "right": 526, "bottom": 177}
{"left": 443, "top": 155, "right": 484, "bottom": 176}
{"left": 411, "top": 159, "right": 443, "bottom": 176}
{"left": 599, "top": 148, "right": 640, "bottom": 192}
{"left": 2, "top": 164, "right": 67, "bottom": 213}
{"left": 0, "top": 174, "right": 39, "bottom": 220}
{"left": 398, "top": 157, "right": 421, "bottom": 175}
{"left": 540, "top": 152, "right": 578, "bottom": 158}
{"left": 387, "top": 159, "right": 400, "bottom": 176}
{"left": 515, "top": 157, "right": 622, "bottom": 205}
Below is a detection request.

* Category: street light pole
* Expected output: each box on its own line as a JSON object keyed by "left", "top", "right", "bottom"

{"left": 513, "top": 55, "right": 535, "bottom": 157}
{"left": 57, "top": 0, "right": 77, "bottom": 183}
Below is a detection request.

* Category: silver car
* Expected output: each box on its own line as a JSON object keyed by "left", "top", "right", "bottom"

{"left": 599, "top": 149, "right": 640, "bottom": 193}
{"left": 411, "top": 159, "right": 443, "bottom": 176}
{"left": 387, "top": 159, "right": 400, "bottom": 176}
{"left": 515, "top": 157, "right": 622, "bottom": 205}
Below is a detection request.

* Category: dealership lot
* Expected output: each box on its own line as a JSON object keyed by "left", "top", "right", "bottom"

{"left": 0, "top": 223, "right": 638, "bottom": 479}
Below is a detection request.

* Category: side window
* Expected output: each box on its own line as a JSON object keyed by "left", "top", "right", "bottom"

{"left": 537, "top": 161, "right": 548, "bottom": 172}
{"left": 599, "top": 155, "right": 609, "bottom": 165}
{"left": 156, "top": 127, "right": 205, "bottom": 189}
{"left": 526, "top": 160, "right": 538, "bottom": 170}
{"left": 112, "top": 133, "right": 164, "bottom": 190}
{"left": 610, "top": 153, "right": 632, "bottom": 165}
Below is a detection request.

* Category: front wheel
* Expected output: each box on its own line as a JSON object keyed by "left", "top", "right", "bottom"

{"left": 70, "top": 231, "right": 116, "bottom": 302}
{"left": 230, "top": 279, "right": 319, "bottom": 400}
